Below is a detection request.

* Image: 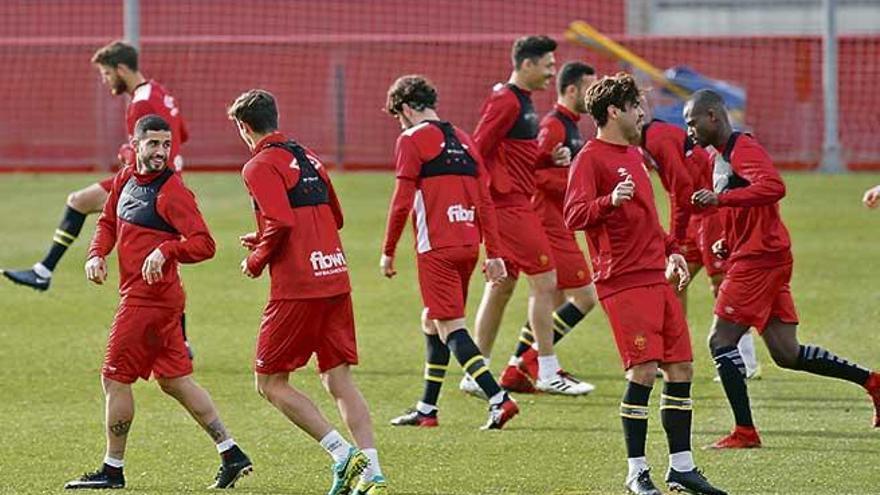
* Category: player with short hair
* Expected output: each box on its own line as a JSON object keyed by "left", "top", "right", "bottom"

{"left": 686, "top": 89, "right": 880, "bottom": 449}
{"left": 498, "top": 61, "right": 599, "bottom": 394}
{"left": 65, "top": 115, "right": 251, "bottom": 491}
{"left": 3, "top": 40, "right": 188, "bottom": 292}
{"left": 229, "top": 89, "right": 385, "bottom": 495}
{"left": 380, "top": 75, "right": 519, "bottom": 430}
{"left": 464, "top": 35, "right": 591, "bottom": 397}
{"left": 565, "top": 73, "right": 726, "bottom": 495}
{"left": 640, "top": 119, "right": 761, "bottom": 380}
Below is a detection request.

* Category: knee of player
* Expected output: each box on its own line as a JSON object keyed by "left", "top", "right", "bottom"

{"left": 768, "top": 346, "right": 798, "bottom": 369}
{"left": 629, "top": 362, "right": 659, "bottom": 386}
{"left": 569, "top": 290, "right": 597, "bottom": 313}
{"left": 662, "top": 361, "right": 693, "bottom": 382}
{"left": 66, "top": 190, "right": 85, "bottom": 210}
{"left": 157, "top": 378, "right": 183, "bottom": 397}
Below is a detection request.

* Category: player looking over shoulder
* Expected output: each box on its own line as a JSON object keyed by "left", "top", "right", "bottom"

{"left": 380, "top": 75, "right": 519, "bottom": 430}
{"left": 686, "top": 89, "right": 880, "bottom": 450}
{"left": 3, "top": 40, "right": 188, "bottom": 292}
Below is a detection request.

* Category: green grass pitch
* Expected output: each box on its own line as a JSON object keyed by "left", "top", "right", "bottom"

{"left": 1, "top": 172, "right": 879, "bottom": 494}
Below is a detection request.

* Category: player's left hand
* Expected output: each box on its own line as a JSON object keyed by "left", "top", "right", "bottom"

{"left": 484, "top": 257, "right": 508, "bottom": 285}
{"left": 551, "top": 143, "right": 572, "bottom": 167}
{"left": 691, "top": 189, "right": 719, "bottom": 207}
{"left": 380, "top": 254, "right": 396, "bottom": 278}
{"left": 863, "top": 185, "right": 880, "bottom": 208}
{"left": 141, "top": 248, "right": 166, "bottom": 285}
{"left": 665, "top": 253, "right": 690, "bottom": 291}
{"left": 241, "top": 257, "right": 257, "bottom": 278}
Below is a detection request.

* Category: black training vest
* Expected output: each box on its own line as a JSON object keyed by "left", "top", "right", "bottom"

{"left": 713, "top": 132, "right": 750, "bottom": 193}
{"left": 117, "top": 168, "right": 177, "bottom": 233}
{"left": 265, "top": 141, "right": 330, "bottom": 208}
{"left": 419, "top": 121, "right": 478, "bottom": 178}
{"left": 505, "top": 84, "right": 539, "bottom": 140}
{"left": 550, "top": 109, "right": 585, "bottom": 156}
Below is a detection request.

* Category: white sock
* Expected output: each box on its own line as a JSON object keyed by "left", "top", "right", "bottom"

{"left": 626, "top": 456, "right": 648, "bottom": 481}
{"left": 215, "top": 438, "right": 236, "bottom": 453}
{"left": 416, "top": 401, "right": 437, "bottom": 415}
{"left": 507, "top": 355, "right": 519, "bottom": 366}
{"left": 739, "top": 331, "right": 758, "bottom": 373}
{"left": 103, "top": 455, "right": 124, "bottom": 469}
{"left": 483, "top": 357, "right": 491, "bottom": 369}
{"left": 360, "top": 448, "right": 382, "bottom": 480}
{"left": 33, "top": 263, "right": 51, "bottom": 278}
{"left": 319, "top": 430, "right": 352, "bottom": 464}
{"left": 669, "top": 451, "right": 695, "bottom": 472}
{"left": 488, "top": 390, "right": 506, "bottom": 406}
{"left": 538, "top": 354, "right": 560, "bottom": 381}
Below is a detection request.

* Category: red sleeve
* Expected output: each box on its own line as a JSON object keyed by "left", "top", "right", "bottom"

{"left": 651, "top": 138, "right": 695, "bottom": 243}
{"left": 156, "top": 181, "right": 216, "bottom": 263}
{"left": 468, "top": 140, "right": 503, "bottom": 259}
{"left": 472, "top": 91, "right": 519, "bottom": 168}
{"left": 88, "top": 171, "right": 124, "bottom": 258}
{"left": 536, "top": 117, "right": 565, "bottom": 170}
{"left": 243, "top": 160, "right": 296, "bottom": 276}
{"left": 563, "top": 153, "right": 615, "bottom": 230}
{"left": 125, "top": 100, "right": 154, "bottom": 135}
{"left": 179, "top": 115, "right": 190, "bottom": 144}
{"left": 381, "top": 135, "right": 421, "bottom": 256}
{"left": 718, "top": 142, "right": 786, "bottom": 207}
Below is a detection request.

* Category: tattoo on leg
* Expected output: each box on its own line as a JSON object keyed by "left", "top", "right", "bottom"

{"left": 109, "top": 420, "right": 132, "bottom": 437}
{"left": 205, "top": 419, "right": 228, "bottom": 443}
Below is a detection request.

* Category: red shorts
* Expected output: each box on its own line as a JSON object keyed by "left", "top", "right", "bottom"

{"left": 98, "top": 175, "right": 115, "bottom": 192}
{"left": 496, "top": 203, "right": 555, "bottom": 278}
{"left": 255, "top": 293, "right": 358, "bottom": 374}
{"left": 715, "top": 261, "right": 799, "bottom": 333}
{"left": 417, "top": 245, "right": 478, "bottom": 320}
{"left": 600, "top": 284, "right": 693, "bottom": 370}
{"left": 698, "top": 212, "right": 727, "bottom": 277}
{"left": 102, "top": 305, "right": 192, "bottom": 384}
{"left": 545, "top": 228, "right": 592, "bottom": 289}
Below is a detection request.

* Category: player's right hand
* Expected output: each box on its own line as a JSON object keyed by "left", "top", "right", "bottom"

{"left": 611, "top": 175, "right": 635, "bottom": 206}
{"left": 551, "top": 143, "right": 572, "bottom": 167}
{"left": 484, "top": 257, "right": 508, "bottom": 285}
{"left": 862, "top": 185, "right": 880, "bottom": 208}
{"left": 117, "top": 143, "right": 136, "bottom": 167}
{"left": 240, "top": 232, "right": 260, "bottom": 251}
{"left": 711, "top": 239, "right": 729, "bottom": 260}
{"left": 85, "top": 256, "right": 107, "bottom": 285}
{"left": 380, "top": 254, "right": 396, "bottom": 278}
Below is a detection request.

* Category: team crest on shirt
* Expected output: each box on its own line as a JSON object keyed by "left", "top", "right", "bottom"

{"left": 634, "top": 334, "right": 647, "bottom": 351}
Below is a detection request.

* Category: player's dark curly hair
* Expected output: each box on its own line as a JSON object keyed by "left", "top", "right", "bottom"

{"left": 385, "top": 75, "right": 438, "bottom": 115}
{"left": 585, "top": 72, "right": 642, "bottom": 127}
{"left": 91, "top": 41, "right": 139, "bottom": 71}
{"left": 511, "top": 35, "right": 557, "bottom": 69}
{"left": 227, "top": 89, "right": 278, "bottom": 134}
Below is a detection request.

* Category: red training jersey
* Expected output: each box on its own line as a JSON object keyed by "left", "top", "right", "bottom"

{"left": 711, "top": 132, "right": 791, "bottom": 267}
{"left": 641, "top": 120, "right": 710, "bottom": 244}
{"left": 472, "top": 83, "right": 541, "bottom": 203}
{"left": 242, "top": 132, "right": 351, "bottom": 300}
{"left": 382, "top": 120, "right": 503, "bottom": 259}
{"left": 88, "top": 167, "right": 215, "bottom": 309}
{"left": 564, "top": 138, "right": 678, "bottom": 299}
{"left": 533, "top": 104, "right": 586, "bottom": 228}
{"left": 126, "top": 80, "right": 189, "bottom": 170}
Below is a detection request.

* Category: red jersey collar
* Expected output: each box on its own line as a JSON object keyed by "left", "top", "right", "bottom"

{"left": 593, "top": 138, "right": 631, "bottom": 152}
{"left": 554, "top": 103, "right": 580, "bottom": 122}
{"left": 132, "top": 166, "right": 168, "bottom": 184}
{"left": 253, "top": 131, "right": 288, "bottom": 154}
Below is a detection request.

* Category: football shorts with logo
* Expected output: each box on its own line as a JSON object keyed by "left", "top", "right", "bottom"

{"left": 417, "top": 245, "right": 479, "bottom": 320}
{"left": 102, "top": 305, "right": 192, "bottom": 384}
{"left": 715, "top": 260, "right": 798, "bottom": 333}
{"left": 495, "top": 202, "right": 555, "bottom": 278}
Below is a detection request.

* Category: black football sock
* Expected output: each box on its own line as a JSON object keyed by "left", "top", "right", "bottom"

{"left": 621, "top": 381, "right": 652, "bottom": 459}
{"left": 446, "top": 329, "right": 502, "bottom": 400}
{"left": 41, "top": 206, "right": 87, "bottom": 271}
{"left": 660, "top": 382, "right": 693, "bottom": 454}
{"left": 794, "top": 345, "right": 871, "bottom": 386}
{"left": 512, "top": 322, "right": 535, "bottom": 358}
{"left": 551, "top": 302, "right": 586, "bottom": 344}
{"left": 713, "top": 345, "right": 754, "bottom": 427}
{"left": 420, "top": 333, "right": 449, "bottom": 410}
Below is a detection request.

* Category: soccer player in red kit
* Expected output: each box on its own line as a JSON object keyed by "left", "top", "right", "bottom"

{"left": 464, "top": 35, "right": 589, "bottom": 397}
{"left": 498, "top": 61, "right": 599, "bottom": 394}
{"left": 565, "top": 74, "right": 726, "bottom": 495}
{"left": 229, "top": 90, "right": 385, "bottom": 495}
{"left": 379, "top": 75, "right": 519, "bottom": 430}
{"left": 641, "top": 119, "right": 761, "bottom": 378}
{"left": 3, "top": 41, "right": 188, "bottom": 292}
{"left": 65, "top": 115, "right": 251, "bottom": 491}
{"left": 686, "top": 89, "right": 880, "bottom": 449}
